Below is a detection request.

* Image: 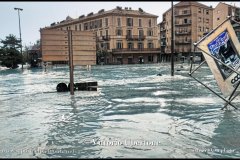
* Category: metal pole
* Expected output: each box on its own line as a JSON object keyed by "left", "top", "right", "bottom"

{"left": 68, "top": 30, "right": 74, "bottom": 95}
{"left": 14, "top": 8, "right": 23, "bottom": 70}
{"left": 171, "top": 1, "right": 174, "bottom": 76}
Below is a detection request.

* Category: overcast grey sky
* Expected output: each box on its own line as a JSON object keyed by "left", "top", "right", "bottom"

{"left": 1, "top": 1, "right": 239, "bottom": 47}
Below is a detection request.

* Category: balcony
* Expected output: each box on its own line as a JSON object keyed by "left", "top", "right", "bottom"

{"left": 175, "top": 30, "right": 191, "bottom": 35}
{"left": 160, "top": 28, "right": 166, "bottom": 32}
{"left": 97, "top": 36, "right": 110, "bottom": 41}
{"left": 160, "top": 35, "right": 166, "bottom": 39}
{"left": 175, "top": 10, "right": 191, "bottom": 16}
{"left": 175, "top": 39, "right": 192, "bottom": 44}
{"left": 112, "top": 48, "right": 160, "bottom": 54}
{"left": 126, "top": 35, "right": 146, "bottom": 41}
{"left": 161, "top": 42, "right": 166, "bottom": 46}
{"left": 175, "top": 21, "right": 191, "bottom": 26}
{"left": 102, "top": 35, "right": 110, "bottom": 41}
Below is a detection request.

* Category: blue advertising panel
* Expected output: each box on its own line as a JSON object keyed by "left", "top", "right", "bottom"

{"left": 207, "top": 30, "right": 240, "bottom": 80}
{"left": 208, "top": 30, "right": 240, "bottom": 80}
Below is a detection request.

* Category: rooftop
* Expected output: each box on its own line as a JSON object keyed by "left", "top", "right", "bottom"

{"left": 163, "top": 1, "right": 213, "bottom": 15}
{"left": 45, "top": 6, "right": 158, "bottom": 29}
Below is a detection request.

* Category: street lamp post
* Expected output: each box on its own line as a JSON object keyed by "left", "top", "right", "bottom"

{"left": 171, "top": 1, "right": 174, "bottom": 76}
{"left": 14, "top": 7, "right": 23, "bottom": 69}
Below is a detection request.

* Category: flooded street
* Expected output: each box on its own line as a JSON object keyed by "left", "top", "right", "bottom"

{"left": 1, "top": 63, "right": 240, "bottom": 158}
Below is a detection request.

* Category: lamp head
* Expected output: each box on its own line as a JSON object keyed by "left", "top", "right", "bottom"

{"left": 14, "top": 8, "right": 23, "bottom": 11}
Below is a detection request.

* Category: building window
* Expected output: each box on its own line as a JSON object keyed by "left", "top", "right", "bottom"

{"left": 198, "top": 17, "right": 201, "bottom": 22}
{"left": 206, "top": 27, "right": 209, "bottom": 32}
{"left": 139, "top": 30, "right": 144, "bottom": 37}
{"left": 139, "top": 19, "right": 142, "bottom": 27}
{"left": 184, "top": 19, "right": 188, "bottom": 24}
{"left": 105, "top": 18, "right": 108, "bottom": 27}
{"left": 99, "top": 19, "right": 102, "bottom": 28}
{"left": 147, "top": 30, "right": 153, "bottom": 36}
{"left": 206, "top": 19, "right": 209, "bottom": 24}
{"left": 116, "top": 29, "right": 122, "bottom": 36}
{"left": 79, "top": 24, "right": 81, "bottom": 31}
{"left": 127, "top": 18, "right": 133, "bottom": 27}
{"left": 127, "top": 30, "right": 132, "bottom": 36}
{"left": 117, "top": 17, "right": 121, "bottom": 26}
{"left": 149, "top": 19, "right": 152, "bottom": 27}
{"left": 148, "top": 55, "right": 153, "bottom": 62}
{"left": 84, "top": 23, "right": 88, "bottom": 30}
{"left": 217, "top": 17, "right": 220, "bottom": 21}
{"left": 206, "top": 10, "right": 209, "bottom": 15}
{"left": 100, "top": 43, "right": 104, "bottom": 49}
{"left": 117, "top": 41, "right": 123, "bottom": 49}
{"left": 198, "top": 26, "right": 201, "bottom": 32}
{"left": 94, "top": 20, "right": 98, "bottom": 28}
{"left": 105, "top": 30, "right": 108, "bottom": 36}
{"left": 75, "top": 25, "right": 77, "bottom": 31}
{"left": 105, "top": 43, "right": 110, "bottom": 50}
{"left": 100, "top": 31, "right": 102, "bottom": 36}
{"left": 90, "top": 21, "right": 93, "bottom": 29}
{"left": 198, "top": 8, "right": 201, "bottom": 13}
{"left": 128, "top": 42, "right": 134, "bottom": 49}
{"left": 148, "top": 42, "right": 154, "bottom": 48}
{"left": 138, "top": 43, "right": 143, "bottom": 49}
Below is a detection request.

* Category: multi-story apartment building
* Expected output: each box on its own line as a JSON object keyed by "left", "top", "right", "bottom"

{"left": 41, "top": 6, "right": 160, "bottom": 65}
{"left": 159, "top": 1, "right": 213, "bottom": 62}
{"left": 213, "top": 2, "right": 240, "bottom": 41}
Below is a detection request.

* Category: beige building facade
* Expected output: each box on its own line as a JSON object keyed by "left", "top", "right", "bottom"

{"left": 42, "top": 6, "right": 160, "bottom": 65}
{"left": 213, "top": 2, "right": 240, "bottom": 28}
{"left": 159, "top": 1, "right": 213, "bottom": 62}
{"left": 213, "top": 2, "right": 240, "bottom": 41}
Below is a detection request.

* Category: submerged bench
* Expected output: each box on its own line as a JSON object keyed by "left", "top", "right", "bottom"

{"left": 56, "top": 82, "right": 98, "bottom": 92}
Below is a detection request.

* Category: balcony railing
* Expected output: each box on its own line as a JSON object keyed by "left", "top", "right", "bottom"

{"left": 175, "top": 30, "right": 191, "bottom": 35}
{"left": 161, "top": 42, "right": 166, "bottom": 46}
{"left": 175, "top": 40, "right": 192, "bottom": 44}
{"left": 175, "top": 22, "right": 191, "bottom": 26}
{"left": 160, "top": 28, "right": 166, "bottom": 31}
{"left": 175, "top": 10, "right": 191, "bottom": 16}
{"left": 126, "top": 35, "right": 146, "bottom": 41}
{"left": 161, "top": 35, "right": 166, "bottom": 39}
{"left": 112, "top": 48, "right": 160, "bottom": 53}
{"left": 97, "top": 36, "right": 110, "bottom": 41}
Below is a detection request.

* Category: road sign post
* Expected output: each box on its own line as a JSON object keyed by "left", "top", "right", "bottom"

{"left": 68, "top": 31, "right": 74, "bottom": 95}
{"left": 41, "top": 29, "right": 96, "bottom": 95}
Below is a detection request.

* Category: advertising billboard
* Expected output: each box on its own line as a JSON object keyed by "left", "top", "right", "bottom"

{"left": 196, "top": 19, "right": 240, "bottom": 97}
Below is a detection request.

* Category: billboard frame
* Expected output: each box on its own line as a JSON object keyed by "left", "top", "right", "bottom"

{"left": 189, "top": 17, "right": 240, "bottom": 110}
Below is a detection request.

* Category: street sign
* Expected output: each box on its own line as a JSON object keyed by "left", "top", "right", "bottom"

{"left": 40, "top": 29, "right": 97, "bottom": 95}
{"left": 41, "top": 30, "right": 68, "bottom": 62}
{"left": 71, "top": 31, "right": 96, "bottom": 66}
{"left": 196, "top": 19, "right": 240, "bottom": 97}
{"left": 40, "top": 29, "right": 96, "bottom": 65}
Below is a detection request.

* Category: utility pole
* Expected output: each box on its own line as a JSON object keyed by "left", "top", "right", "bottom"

{"left": 171, "top": 1, "right": 174, "bottom": 76}
{"left": 14, "top": 7, "right": 23, "bottom": 70}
